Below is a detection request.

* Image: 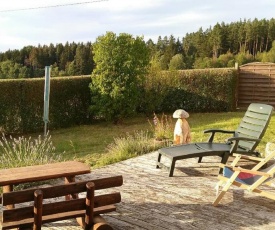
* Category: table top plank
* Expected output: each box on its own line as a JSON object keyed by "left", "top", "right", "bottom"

{"left": 0, "top": 161, "right": 91, "bottom": 186}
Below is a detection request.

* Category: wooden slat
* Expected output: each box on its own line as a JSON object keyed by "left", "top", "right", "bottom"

{"left": 238, "top": 83, "right": 275, "bottom": 88}
{"left": 1, "top": 205, "right": 116, "bottom": 230}
{"left": 238, "top": 63, "right": 275, "bottom": 107}
{"left": 2, "top": 175, "right": 123, "bottom": 205}
{"left": 2, "top": 193, "right": 121, "bottom": 222}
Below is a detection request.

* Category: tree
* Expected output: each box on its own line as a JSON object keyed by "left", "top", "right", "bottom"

{"left": 169, "top": 54, "right": 186, "bottom": 70}
{"left": 74, "top": 42, "right": 94, "bottom": 75}
{"left": 0, "top": 60, "right": 26, "bottom": 79}
{"left": 209, "top": 23, "right": 222, "bottom": 58}
{"left": 90, "top": 32, "right": 150, "bottom": 123}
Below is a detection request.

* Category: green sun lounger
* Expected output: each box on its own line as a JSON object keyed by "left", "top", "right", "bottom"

{"left": 156, "top": 103, "right": 274, "bottom": 177}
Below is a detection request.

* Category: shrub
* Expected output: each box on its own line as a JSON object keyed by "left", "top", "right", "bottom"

{"left": 0, "top": 76, "right": 92, "bottom": 134}
{"left": 142, "top": 68, "right": 237, "bottom": 113}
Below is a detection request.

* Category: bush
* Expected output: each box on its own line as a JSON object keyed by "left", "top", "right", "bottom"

{"left": 0, "top": 76, "right": 91, "bottom": 134}
{"left": 139, "top": 68, "right": 237, "bottom": 114}
{"left": 0, "top": 68, "right": 237, "bottom": 134}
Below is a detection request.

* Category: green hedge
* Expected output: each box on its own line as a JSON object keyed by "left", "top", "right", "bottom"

{"left": 0, "top": 76, "right": 91, "bottom": 134}
{"left": 0, "top": 68, "right": 237, "bottom": 134}
{"left": 139, "top": 68, "right": 237, "bottom": 114}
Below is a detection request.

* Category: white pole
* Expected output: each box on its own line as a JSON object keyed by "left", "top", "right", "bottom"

{"left": 43, "top": 66, "right": 51, "bottom": 136}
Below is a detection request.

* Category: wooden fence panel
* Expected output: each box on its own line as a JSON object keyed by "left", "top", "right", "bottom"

{"left": 238, "top": 62, "right": 275, "bottom": 108}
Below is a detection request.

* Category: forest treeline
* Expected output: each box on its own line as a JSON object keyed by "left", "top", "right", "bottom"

{"left": 1, "top": 18, "right": 275, "bottom": 79}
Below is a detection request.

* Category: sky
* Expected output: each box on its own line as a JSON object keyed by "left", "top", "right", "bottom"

{"left": 0, "top": 0, "right": 275, "bottom": 52}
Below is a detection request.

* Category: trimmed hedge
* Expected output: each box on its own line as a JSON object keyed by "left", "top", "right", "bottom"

{"left": 0, "top": 76, "right": 91, "bottom": 134}
{"left": 139, "top": 68, "right": 237, "bottom": 114}
{"left": 0, "top": 68, "right": 237, "bottom": 134}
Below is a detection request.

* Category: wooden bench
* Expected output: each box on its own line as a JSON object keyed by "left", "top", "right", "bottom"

{"left": 0, "top": 175, "right": 123, "bottom": 230}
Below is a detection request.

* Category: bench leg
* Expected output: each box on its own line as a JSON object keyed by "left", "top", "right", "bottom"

{"left": 169, "top": 159, "right": 176, "bottom": 177}
{"left": 156, "top": 153, "right": 162, "bottom": 168}
{"left": 34, "top": 190, "right": 43, "bottom": 230}
{"left": 93, "top": 215, "right": 113, "bottom": 230}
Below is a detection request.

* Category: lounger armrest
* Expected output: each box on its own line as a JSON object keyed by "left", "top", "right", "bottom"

{"left": 203, "top": 129, "right": 235, "bottom": 143}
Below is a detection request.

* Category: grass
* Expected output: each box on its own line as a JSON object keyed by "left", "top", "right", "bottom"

{"left": 49, "top": 114, "right": 153, "bottom": 166}
{"left": 1, "top": 110, "right": 273, "bottom": 193}
{"left": 46, "top": 111, "right": 275, "bottom": 168}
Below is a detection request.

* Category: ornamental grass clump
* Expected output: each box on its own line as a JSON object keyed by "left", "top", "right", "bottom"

{"left": 96, "top": 130, "right": 156, "bottom": 167}
{"left": 0, "top": 133, "right": 63, "bottom": 170}
{"left": 149, "top": 113, "right": 174, "bottom": 141}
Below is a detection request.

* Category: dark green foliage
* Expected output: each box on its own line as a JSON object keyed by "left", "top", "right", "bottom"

{"left": 0, "top": 68, "right": 236, "bottom": 134}
{"left": 90, "top": 32, "right": 150, "bottom": 123}
{"left": 0, "top": 42, "right": 94, "bottom": 78}
{"left": 138, "top": 69, "right": 237, "bottom": 114}
{"left": 49, "top": 76, "right": 92, "bottom": 128}
{"left": 0, "top": 76, "right": 91, "bottom": 134}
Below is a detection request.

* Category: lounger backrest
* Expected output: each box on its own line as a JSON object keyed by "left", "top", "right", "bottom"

{"left": 236, "top": 103, "right": 273, "bottom": 151}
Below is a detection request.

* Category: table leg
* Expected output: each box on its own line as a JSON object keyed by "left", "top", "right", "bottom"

{"left": 65, "top": 176, "right": 78, "bottom": 200}
{"left": 3, "top": 185, "right": 14, "bottom": 209}
{"left": 65, "top": 176, "right": 85, "bottom": 227}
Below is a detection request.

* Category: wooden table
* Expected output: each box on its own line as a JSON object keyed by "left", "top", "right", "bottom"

{"left": 0, "top": 161, "right": 91, "bottom": 207}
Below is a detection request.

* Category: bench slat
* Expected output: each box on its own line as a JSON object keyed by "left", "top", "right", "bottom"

{"left": 1, "top": 205, "right": 116, "bottom": 230}
{"left": 3, "top": 175, "right": 123, "bottom": 206}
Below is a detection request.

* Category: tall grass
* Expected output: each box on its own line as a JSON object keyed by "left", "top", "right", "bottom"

{"left": 148, "top": 113, "right": 174, "bottom": 140}
{"left": 0, "top": 133, "right": 63, "bottom": 169}
{"left": 0, "top": 133, "right": 63, "bottom": 192}
{"left": 95, "top": 130, "right": 158, "bottom": 167}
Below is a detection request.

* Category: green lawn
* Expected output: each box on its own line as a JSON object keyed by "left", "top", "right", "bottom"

{"left": 48, "top": 111, "right": 275, "bottom": 168}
